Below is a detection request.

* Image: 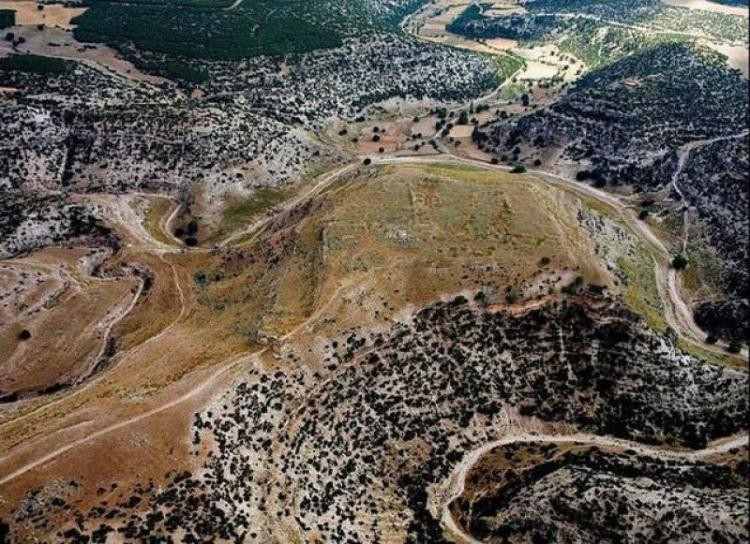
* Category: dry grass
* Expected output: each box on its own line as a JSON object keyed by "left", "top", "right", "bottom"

{"left": 0, "top": 0, "right": 86, "bottom": 28}
{"left": 0, "top": 248, "right": 136, "bottom": 396}
{"left": 197, "top": 164, "right": 616, "bottom": 357}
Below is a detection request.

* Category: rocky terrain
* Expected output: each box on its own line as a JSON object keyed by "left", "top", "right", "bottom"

{"left": 474, "top": 43, "right": 747, "bottom": 188}
{"left": 0, "top": 192, "right": 112, "bottom": 259}
{"left": 1, "top": 34, "right": 495, "bottom": 198}
{"left": 448, "top": 0, "right": 748, "bottom": 48}
{"left": 450, "top": 440, "right": 748, "bottom": 543}
{"left": 1, "top": 28, "right": 497, "bottom": 256}
{"left": 679, "top": 135, "right": 749, "bottom": 341}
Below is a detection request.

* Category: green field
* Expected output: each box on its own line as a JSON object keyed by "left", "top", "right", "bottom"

{"left": 491, "top": 51, "right": 525, "bottom": 81}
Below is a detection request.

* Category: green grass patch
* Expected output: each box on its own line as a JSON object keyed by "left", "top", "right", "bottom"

{"left": 678, "top": 340, "right": 745, "bottom": 370}
{"left": 218, "top": 187, "right": 290, "bottom": 237}
{"left": 491, "top": 51, "right": 525, "bottom": 83}
{"left": 619, "top": 252, "right": 667, "bottom": 333}
{"left": 499, "top": 81, "right": 527, "bottom": 100}
{"left": 144, "top": 197, "right": 181, "bottom": 248}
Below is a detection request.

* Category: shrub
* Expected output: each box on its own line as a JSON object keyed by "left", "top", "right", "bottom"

{"left": 672, "top": 254, "right": 688, "bottom": 270}
{"left": 727, "top": 340, "right": 742, "bottom": 354}
{"left": 0, "top": 9, "right": 14, "bottom": 29}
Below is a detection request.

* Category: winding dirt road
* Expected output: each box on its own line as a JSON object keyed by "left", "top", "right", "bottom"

{"left": 439, "top": 432, "right": 749, "bottom": 543}
{"left": 220, "top": 163, "right": 358, "bottom": 246}
{"left": 670, "top": 130, "right": 749, "bottom": 254}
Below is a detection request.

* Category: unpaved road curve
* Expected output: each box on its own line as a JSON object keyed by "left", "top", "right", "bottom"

{"left": 0, "top": 254, "right": 187, "bottom": 428}
{"left": 439, "top": 432, "right": 750, "bottom": 544}
{"left": 74, "top": 272, "right": 146, "bottom": 386}
{"left": 0, "top": 201, "right": 189, "bottom": 425}
{"left": 670, "top": 130, "right": 749, "bottom": 254}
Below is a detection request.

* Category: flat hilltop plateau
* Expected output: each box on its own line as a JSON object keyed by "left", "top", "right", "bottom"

{"left": 0, "top": 0, "right": 748, "bottom": 542}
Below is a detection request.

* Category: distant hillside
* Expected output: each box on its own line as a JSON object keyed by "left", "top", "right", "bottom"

{"left": 72, "top": 0, "right": 429, "bottom": 62}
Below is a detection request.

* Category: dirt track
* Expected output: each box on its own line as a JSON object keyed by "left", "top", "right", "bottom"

{"left": 438, "top": 431, "right": 750, "bottom": 543}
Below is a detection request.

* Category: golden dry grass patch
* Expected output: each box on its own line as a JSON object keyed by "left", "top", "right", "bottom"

{"left": 0, "top": 0, "right": 86, "bottom": 28}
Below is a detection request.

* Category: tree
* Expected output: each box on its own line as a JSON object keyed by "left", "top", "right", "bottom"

{"left": 638, "top": 209, "right": 649, "bottom": 220}
{"left": 511, "top": 163, "right": 526, "bottom": 174}
{"left": 563, "top": 275, "right": 585, "bottom": 295}
{"left": 474, "top": 290, "right": 487, "bottom": 307}
{"left": 505, "top": 289, "right": 518, "bottom": 304}
{"left": 727, "top": 340, "right": 742, "bottom": 354}
{"left": 458, "top": 110, "right": 469, "bottom": 125}
{"left": 18, "top": 329, "right": 31, "bottom": 340}
{"left": 672, "top": 254, "right": 688, "bottom": 270}
{"left": 363, "top": 158, "right": 371, "bottom": 165}
{"left": 576, "top": 170, "right": 592, "bottom": 182}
